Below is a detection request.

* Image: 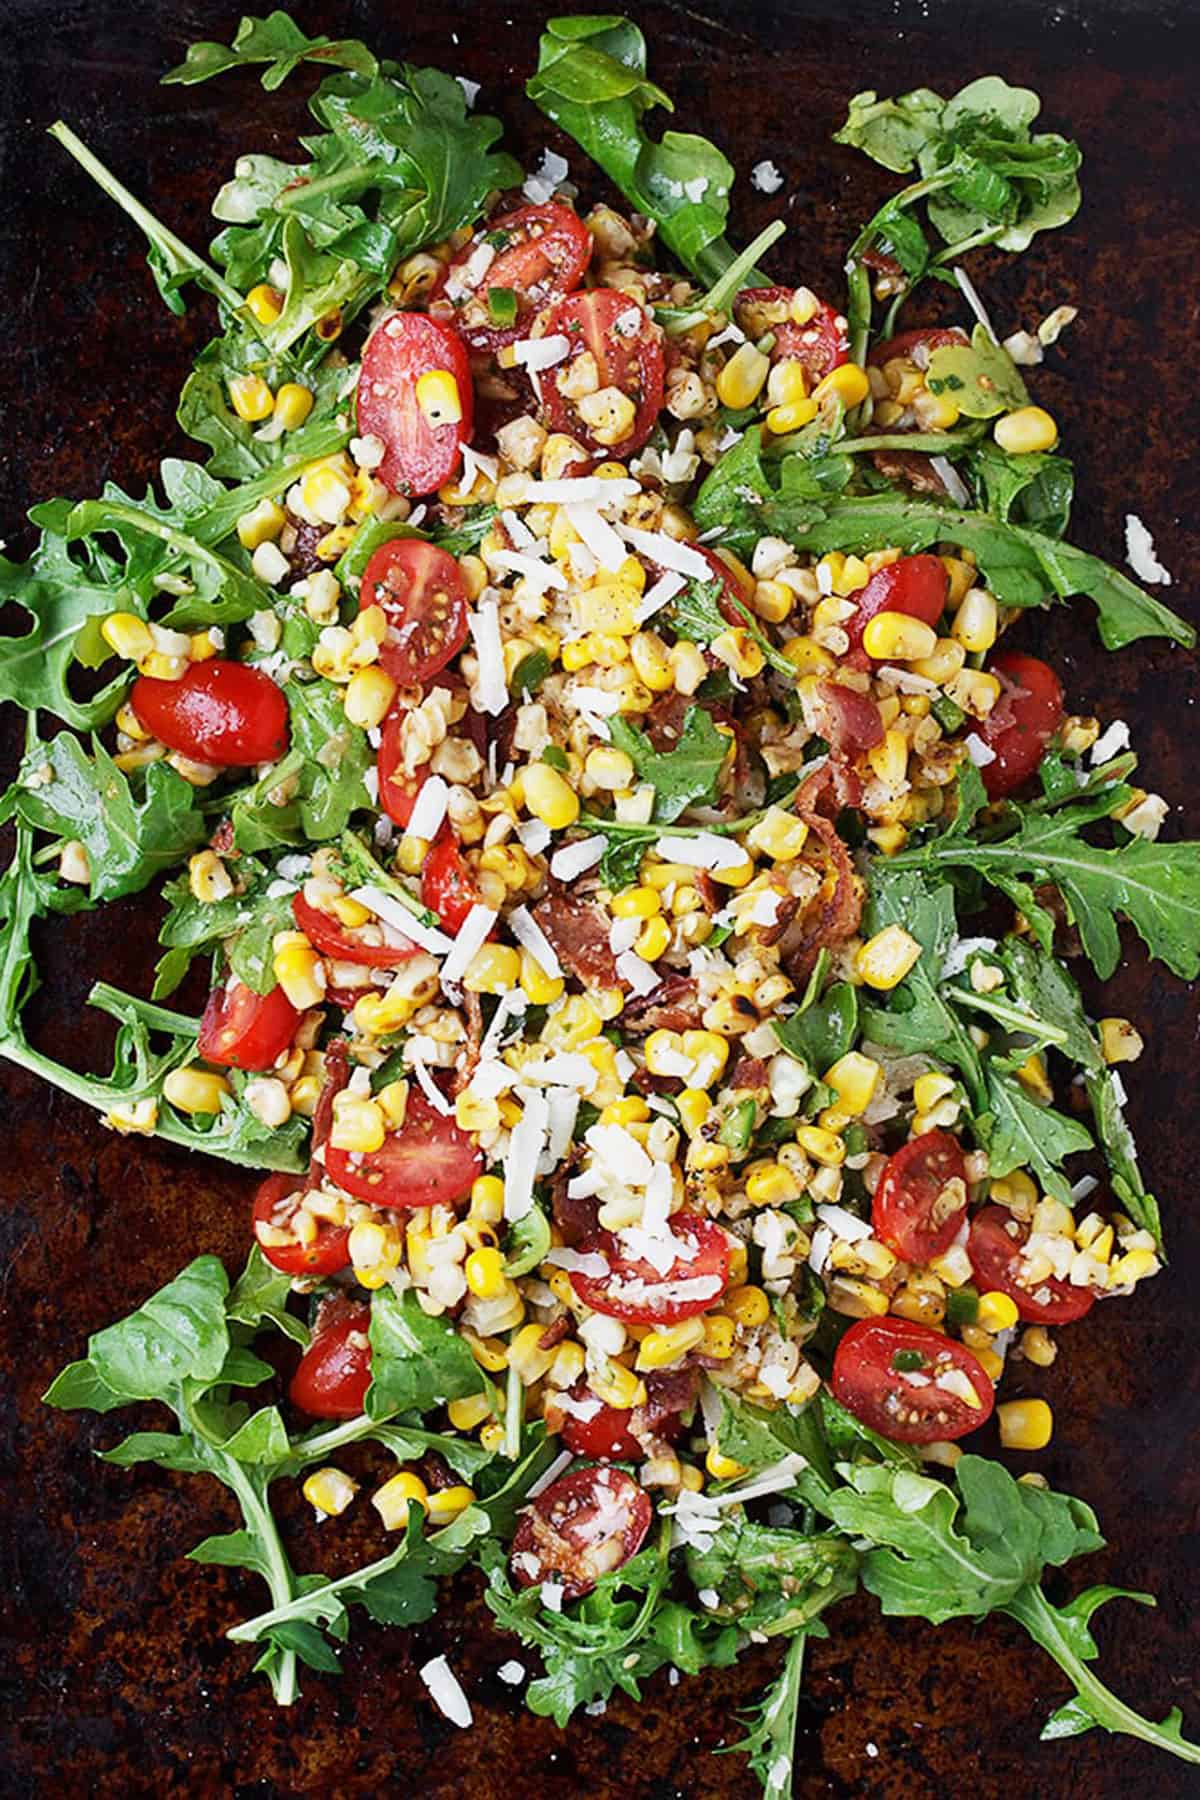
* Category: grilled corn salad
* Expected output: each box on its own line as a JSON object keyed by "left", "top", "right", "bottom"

{"left": 9, "top": 13, "right": 1198, "bottom": 1789}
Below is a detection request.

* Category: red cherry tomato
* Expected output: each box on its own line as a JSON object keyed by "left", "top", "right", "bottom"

{"left": 867, "top": 326, "right": 969, "bottom": 367}
{"left": 846, "top": 553, "right": 949, "bottom": 658}
{"left": 557, "top": 1379, "right": 685, "bottom": 1463}
{"left": 510, "top": 1466, "right": 652, "bottom": 1600}
{"left": 360, "top": 539, "right": 469, "bottom": 687}
{"left": 197, "top": 978, "right": 300, "bottom": 1072}
{"left": 569, "top": 1214, "right": 733, "bottom": 1325}
{"left": 251, "top": 1172, "right": 350, "bottom": 1277}
{"left": 967, "top": 1204, "right": 1095, "bottom": 1324}
{"left": 978, "top": 651, "right": 1065, "bottom": 798}
{"left": 130, "top": 661, "right": 288, "bottom": 767}
{"left": 357, "top": 311, "right": 473, "bottom": 497}
{"left": 735, "top": 286, "right": 849, "bottom": 382}
{"left": 540, "top": 288, "right": 665, "bottom": 456}
{"left": 436, "top": 202, "right": 593, "bottom": 351}
{"left": 324, "top": 1086, "right": 483, "bottom": 1210}
{"left": 690, "top": 544, "right": 755, "bottom": 629}
{"left": 421, "top": 826, "right": 484, "bottom": 933}
{"left": 377, "top": 708, "right": 425, "bottom": 828}
{"left": 288, "top": 1299, "right": 372, "bottom": 1418}
{"left": 291, "top": 892, "right": 417, "bottom": 969}
{"left": 832, "top": 1316, "right": 995, "bottom": 1445}
{"left": 872, "top": 1130, "right": 970, "bottom": 1266}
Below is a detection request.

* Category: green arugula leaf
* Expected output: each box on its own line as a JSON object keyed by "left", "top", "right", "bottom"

{"left": 45, "top": 1254, "right": 229, "bottom": 1408}
{"left": 163, "top": 10, "right": 380, "bottom": 88}
{"left": 155, "top": 858, "right": 292, "bottom": 998}
{"left": 608, "top": 705, "right": 729, "bottom": 823}
{"left": 365, "top": 1287, "right": 485, "bottom": 1420}
{"left": 63, "top": 493, "right": 264, "bottom": 630}
{"left": 503, "top": 1201, "right": 552, "bottom": 1277}
{"left": 179, "top": 329, "right": 351, "bottom": 478}
{"left": 0, "top": 520, "right": 137, "bottom": 730}
{"left": 980, "top": 1061, "right": 1093, "bottom": 1204}
{"left": 226, "top": 1246, "right": 310, "bottom": 1349}
{"left": 774, "top": 981, "right": 859, "bottom": 1076}
{"left": 967, "top": 440, "right": 1074, "bottom": 537}
{"left": 726, "top": 1635, "right": 808, "bottom": 1800}
{"left": 686, "top": 1519, "right": 858, "bottom": 1635}
{"left": 859, "top": 868, "right": 984, "bottom": 1102}
{"left": 667, "top": 576, "right": 798, "bottom": 677}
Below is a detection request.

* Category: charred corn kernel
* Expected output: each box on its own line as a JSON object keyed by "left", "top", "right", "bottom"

{"left": 717, "top": 342, "right": 770, "bottom": 410}
{"left": 710, "top": 627, "right": 765, "bottom": 679}
{"left": 951, "top": 586, "right": 998, "bottom": 654}
{"left": 766, "top": 396, "right": 819, "bottom": 433}
{"left": 102, "top": 611, "right": 154, "bottom": 663}
{"left": 115, "top": 702, "right": 150, "bottom": 743}
{"left": 274, "top": 382, "right": 314, "bottom": 431}
{"left": 463, "top": 943, "right": 521, "bottom": 995}
{"left": 272, "top": 932, "right": 325, "bottom": 1008}
{"left": 426, "top": 1484, "right": 474, "bottom": 1525}
{"left": 316, "top": 524, "right": 356, "bottom": 562}
{"left": 612, "top": 885, "right": 661, "bottom": 921}
{"left": 163, "top": 1066, "right": 231, "bottom": 1115}
{"left": 976, "top": 1290, "right": 1020, "bottom": 1333}
{"left": 706, "top": 1444, "right": 748, "bottom": 1481}
{"left": 745, "top": 1160, "right": 802, "bottom": 1206}
{"left": 813, "top": 362, "right": 870, "bottom": 408}
{"left": 867, "top": 728, "right": 909, "bottom": 788}
{"left": 829, "top": 1276, "right": 891, "bottom": 1318}
{"left": 682, "top": 1030, "right": 729, "bottom": 1088}
{"left": 916, "top": 390, "right": 961, "bottom": 429}
{"left": 781, "top": 634, "right": 835, "bottom": 675}
{"left": 668, "top": 639, "right": 708, "bottom": 694}
{"left": 229, "top": 373, "right": 274, "bottom": 422}
{"left": 447, "top": 1393, "right": 493, "bottom": 1434}
{"left": 721, "top": 1284, "right": 771, "bottom": 1329}
{"left": 994, "top": 406, "right": 1058, "bottom": 454}
{"left": 585, "top": 746, "right": 636, "bottom": 791}
{"left": 818, "top": 1106, "right": 852, "bottom": 1135}
{"left": 236, "top": 497, "right": 286, "bottom": 551}
{"left": 796, "top": 1124, "right": 846, "bottom": 1167}
{"left": 601, "top": 1097, "right": 651, "bottom": 1128}
{"left": 574, "top": 386, "right": 637, "bottom": 445}
{"left": 349, "top": 1218, "right": 403, "bottom": 1274}
{"left": 106, "top": 1097, "right": 158, "bottom": 1135}
{"left": 1111, "top": 1247, "right": 1159, "bottom": 1286}
{"left": 674, "top": 1088, "right": 710, "bottom": 1137}
{"left": 508, "top": 1323, "right": 559, "bottom": 1385}
{"left": 913, "top": 1072, "right": 955, "bottom": 1113}
{"left": 303, "top": 1466, "right": 358, "bottom": 1519}
{"left": 522, "top": 762, "right": 579, "bottom": 830}
{"left": 627, "top": 629, "right": 673, "bottom": 692}
{"left": 474, "top": 1421, "right": 505, "bottom": 1456}
{"left": 414, "top": 368, "right": 463, "bottom": 429}
{"left": 187, "top": 849, "right": 233, "bottom": 905}
{"left": 751, "top": 579, "right": 795, "bottom": 624}
{"left": 1016, "top": 1051, "right": 1053, "bottom": 1102}
{"left": 636, "top": 1317, "right": 705, "bottom": 1370}
{"left": 343, "top": 665, "right": 397, "bottom": 731}
{"left": 824, "top": 1052, "right": 882, "bottom": 1116}
{"left": 634, "top": 916, "right": 671, "bottom": 961}
{"left": 330, "top": 1093, "right": 386, "bottom": 1154}
{"left": 464, "top": 1247, "right": 507, "bottom": 1299}
{"left": 998, "top": 1399, "right": 1053, "bottom": 1451}
{"left": 1020, "top": 1326, "right": 1057, "bottom": 1368}
{"left": 1098, "top": 1017, "right": 1144, "bottom": 1064}
{"left": 856, "top": 924, "right": 921, "bottom": 990}
{"left": 245, "top": 282, "right": 283, "bottom": 326}
{"left": 862, "top": 610, "right": 938, "bottom": 662}
{"left": 688, "top": 1140, "right": 731, "bottom": 1172}
{"left": 373, "top": 1470, "right": 429, "bottom": 1530}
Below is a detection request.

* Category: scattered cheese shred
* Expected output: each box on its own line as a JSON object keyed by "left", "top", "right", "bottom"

{"left": 419, "top": 1655, "right": 473, "bottom": 1729}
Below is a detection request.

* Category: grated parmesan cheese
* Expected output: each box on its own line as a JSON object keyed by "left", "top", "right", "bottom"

{"left": 468, "top": 600, "right": 508, "bottom": 715}
{"left": 750, "top": 159, "right": 783, "bottom": 193}
{"left": 1124, "top": 514, "right": 1173, "bottom": 586}
{"left": 419, "top": 1655, "right": 473, "bottom": 1729}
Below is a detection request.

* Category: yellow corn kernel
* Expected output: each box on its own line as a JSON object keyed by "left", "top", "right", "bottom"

{"left": 862, "top": 610, "right": 938, "bottom": 662}
{"left": 744, "top": 1161, "right": 802, "bottom": 1207}
{"left": 228, "top": 373, "right": 274, "bottom": 422}
{"left": 939, "top": 556, "right": 974, "bottom": 606}
{"left": 468, "top": 1175, "right": 504, "bottom": 1225}
{"left": 187, "top": 849, "right": 234, "bottom": 905}
{"left": 348, "top": 1218, "right": 403, "bottom": 1274}
{"left": 997, "top": 1399, "right": 1054, "bottom": 1451}
{"left": 101, "top": 611, "right": 155, "bottom": 663}
{"left": 474, "top": 1421, "right": 504, "bottom": 1455}
{"left": 342, "top": 665, "right": 397, "bottom": 732}
{"left": 913, "top": 1072, "right": 955, "bottom": 1114}
{"left": 272, "top": 931, "right": 325, "bottom": 1009}
{"left": 991, "top": 1169, "right": 1038, "bottom": 1218}
{"left": 627, "top": 629, "right": 673, "bottom": 692}
{"left": 576, "top": 583, "right": 638, "bottom": 637}
{"left": 1110, "top": 1247, "right": 1159, "bottom": 1286}
{"left": 414, "top": 368, "right": 463, "bottom": 429}
{"left": 329, "top": 1092, "right": 386, "bottom": 1154}
{"left": 796, "top": 1124, "right": 845, "bottom": 1168}
{"left": 701, "top": 1315, "right": 736, "bottom": 1360}
{"left": 464, "top": 1246, "right": 507, "bottom": 1300}
{"left": 372, "top": 1470, "right": 429, "bottom": 1531}
{"left": 768, "top": 359, "right": 810, "bottom": 407}
{"left": 274, "top": 382, "right": 315, "bottom": 431}
{"left": 688, "top": 1140, "right": 730, "bottom": 1172}
{"left": 824, "top": 1051, "right": 882, "bottom": 1117}
{"left": 576, "top": 386, "right": 637, "bottom": 445}
{"left": 245, "top": 282, "right": 283, "bottom": 327}
{"left": 867, "top": 727, "right": 909, "bottom": 789}
{"left": 585, "top": 746, "right": 636, "bottom": 791}
{"left": 462, "top": 1329, "right": 509, "bottom": 1375}
{"left": 710, "top": 856, "right": 755, "bottom": 891}
{"left": 975, "top": 1348, "right": 1004, "bottom": 1381}
{"left": 828, "top": 1276, "right": 891, "bottom": 1318}
{"left": 676, "top": 1088, "right": 711, "bottom": 1136}
{"left": 163, "top": 1066, "right": 231, "bottom": 1116}
{"left": 951, "top": 587, "right": 998, "bottom": 654}
{"left": 507, "top": 1322, "right": 558, "bottom": 1386}
{"left": 590, "top": 1361, "right": 646, "bottom": 1410}
{"left": 745, "top": 806, "right": 809, "bottom": 864}
{"left": 236, "top": 497, "right": 286, "bottom": 551}
{"left": 447, "top": 1394, "right": 493, "bottom": 1433}
{"left": 781, "top": 635, "right": 835, "bottom": 676}
{"left": 634, "top": 916, "right": 671, "bottom": 961}
{"left": 721, "top": 1284, "right": 771, "bottom": 1329}
{"left": 514, "top": 946, "right": 560, "bottom": 1006}
{"left": 521, "top": 762, "right": 579, "bottom": 831}
{"left": 994, "top": 406, "right": 1058, "bottom": 454}
{"left": 302, "top": 1466, "right": 358, "bottom": 1518}
{"left": 635, "top": 1317, "right": 706, "bottom": 1370}
{"left": 547, "top": 1340, "right": 586, "bottom": 1391}
{"left": 1016, "top": 1052, "right": 1053, "bottom": 1103}
{"left": 610, "top": 890, "right": 658, "bottom": 928}
{"left": 682, "top": 1029, "right": 729, "bottom": 1087}
{"left": 1020, "top": 1326, "right": 1057, "bottom": 1368}
{"left": 976, "top": 1290, "right": 1020, "bottom": 1333}
{"left": 705, "top": 1444, "right": 748, "bottom": 1481}
{"left": 188, "top": 628, "right": 220, "bottom": 664}
{"left": 766, "top": 396, "right": 819, "bottom": 434}
{"left": 1098, "top": 1017, "right": 1144, "bottom": 1065}
{"left": 426, "top": 1484, "right": 475, "bottom": 1526}
{"left": 856, "top": 924, "right": 921, "bottom": 990}
{"left": 710, "top": 627, "right": 765, "bottom": 679}
{"left": 463, "top": 942, "right": 521, "bottom": 995}
{"left": 751, "top": 578, "right": 795, "bottom": 625}
{"left": 716, "top": 342, "right": 770, "bottom": 410}
{"left": 813, "top": 362, "right": 870, "bottom": 408}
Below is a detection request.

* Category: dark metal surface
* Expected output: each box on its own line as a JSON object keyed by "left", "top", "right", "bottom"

{"left": 1, "top": 2, "right": 1198, "bottom": 1794}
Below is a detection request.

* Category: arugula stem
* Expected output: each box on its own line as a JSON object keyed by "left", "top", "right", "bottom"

{"left": 946, "top": 986, "right": 1070, "bottom": 1045}
{"left": 222, "top": 1454, "right": 300, "bottom": 1704}
{"left": 88, "top": 981, "right": 200, "bottom": 1038}
{"left": 338, "top": 830, "right": 442, "bottom": 931}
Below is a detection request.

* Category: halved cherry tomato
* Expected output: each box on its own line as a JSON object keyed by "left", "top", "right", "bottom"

{"left": 735, "top": 286, "right": 849, "bottom": 382}
{"left": 832, "top": 1316, "right": 995, "bottom": 1444}
{"left": 692, "top": 544, "right": 754, "bottom": 629}
{"left": 540, "top": 288, "right": 665, "bottom": 456}
{"left": 324, "top": 1087, "right": 482, "bottom": 1209}
{"left": 510, "top": 1466, "right": 652, "bottom": 1600}
{"left": 356, "top": 311, "right": 473, "bottom": 497}
{"left": 360, "top": 539, "right": 469, "bottom": 687}
{"left": 197, "top": 978, "right": 300, "bottom": 1071}
{"left": 291, "top": 892, "right": 417, "bottom": 969}
{"left": 967, "top": 1204, "right": 1095, "bottom": 1324}
{"left": 556, "top": 1378, "right": 685, "bottom": 1463}
{"left": 872, "top": 1130, "right": 969, "bottom": 1265}
{"left": 846, "top": 553, "right": 948, "bottom": 658}
{"left": 251, "top": 1172, "right": 350, "bottom": 1277}
{"left": 421, "top": 826, "right": 483, "bottom": 933}
{"left": 436, "top": 202, "right": 592, "bottom": 351}
{"left": 130, "top": 660, "right": 288, "bottom": 767}
{"left": 867, "top": 325, "right": 968, "bottom": 367}
{"left": 377, "top": 708, "right": 425, "bottom": 828}
{"left": 288, "top": 1299, "right": 372, "bottom": 1418}
{"left": 569, "top": 1213, "right": 733, "bottom": 1324}
{"left": 977, "top": 651, "right": 1064, "bottom": 798}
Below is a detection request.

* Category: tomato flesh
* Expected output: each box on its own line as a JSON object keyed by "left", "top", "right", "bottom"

{"left": 437, "top": 202, "right": 592, "bottom": 351}
{"left": 360, "top": 538, "right": 469, "bottom": 688}
{"left": 510, "top": 1466, "right": 652, "bottom": 1600}
{"left": 197, "top": 979, "right": 300, "bottom": 1072}
{"left": 967, "top": 1204, "right": 1095, "bottom": 1323}
{"left": 978, "top": 651, "right": 1065, "bottom": 798}
{"left": 846, "top": 554, "right": 948, "bottom": 658}
{"left": 540, "top": 288, "right": 665, "bottom": 456}
{"left": 357, "top": 312, "right": 473, "bottom": 497}
{"left": 130, "top": 660, "right": 288, "bottom": 767}
{"left": 558, "top": 1384, "right": 643, "bottom": 1462}
{"left": 832, "top": 1316, "right": 995, "bottom": 1444}
{"left": 292, "top": 892, "right": 417, "bottom": 969}
{"left": 252, "top": 1172, "right": 350, "bottom": 1277}
{"left": 289, "top": 1300, "right": 372, "bottom": 1418}
{"left": 735, "top": 286, "right": 848, "bottom": 382}
{"left": 324, "top": 1086, "right": 482, "bottom": 1209}
{"left": 867, "top": 326, "right": 969, "bottom": 367}
{"left": 421, "top": 827, "right": 483, "bottom": 933}
{"left": 569, "top": 1213, "right": 732, "bottom": 1324}
{"left": 377, "top": 708, "right": 425, "bottom": 828}
{"left": 872, "top": 1130, "right": 969, "bottom": 1265}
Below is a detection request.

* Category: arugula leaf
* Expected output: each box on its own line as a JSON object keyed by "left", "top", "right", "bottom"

{"left": 608, "top": 706, "right": 729, "bottom": 823}
{"left": 667, "top": 576, "right": 797, "bottom": 678}
{"left": 156, "top": 860, "right": 295, "bottom": 998}
{"left": 163, "top": 10, "right": 379, "bottom": 88}
{"left": 726, "top": 1635, "right": 808, "bottom": 1800}
{"left": 528, "top": 16, "right": 762, "bottom": 289}
{"left": 179, "top": 329, "right": 350, "bottom": 478}
{"left": 226, "top": 1246, "right": 310, "bottom": 1348}
{"left": 365, "top": 1287, "right": 485, "bottom": 1420}
{"left": 686, "top": 1519, "right": 858, "bottom": 1635}
{"left": 774, "top": 981, "right": 859, "bottom": 1076}
{"left": 980, "top": 1061, "right": 1093, "bottom": 1204}
{"left": 503, "top": 1201, "right": 552, "bottom": 1277}
{"left": 967, "top": 440, "right": 1074, "bottom": 538}
{"left": 63, "top": 493, "right": 264, "bottom": 630}
{"left": 0, "top": 519, "right": 138, "bottom": 730}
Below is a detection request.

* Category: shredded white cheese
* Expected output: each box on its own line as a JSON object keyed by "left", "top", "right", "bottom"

{"left": 1124, "top": 514, "right": 1173, "bottom": 586}
{"left": 750, "top": 159, "right": 783, "bottom": 194}
{"left": 954, "top": 267, "right": 997, "bottom": 341}
{"left": 964, "top": 732, "right": 997, "bottom": 767}
{"left": 549, "top": 836, "right": 605, "bottom": 880}
{"left": 468, "top": 600, "right": 508, "bottom": 715}
{"left": 404, "top": 775, "right": 449, "bottom": 845}
{"left": 618, "top": 523, "right": 714, "bottom": 580}
{"left": 1090, "top": 719, "right": 1131, "bottom": 764}
{"left": 419, "top": 1655, "right": 473, "bottom": 1729}
{"left": 508, "top": 905, "right": 564, "bottom": 980}
{"left": 504, "top": 1090, "right": 550, "bottom": 1222}
{"left": 440, "top": 903, "right": 499, "bottom": 989}
{"left": 349, "top": 885, "right": 452, "bottom": 957}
